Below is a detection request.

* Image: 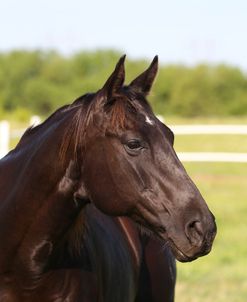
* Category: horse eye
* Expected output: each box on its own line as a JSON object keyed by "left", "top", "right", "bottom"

{"left": 126, "top": 139, "right": 142, "bottom": 150}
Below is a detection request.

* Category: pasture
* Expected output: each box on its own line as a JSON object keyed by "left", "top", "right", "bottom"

{"left": 173, "top": 131, "right": 247, "bottom": 302}
{"left": 5, "top": 118, "right": 247, "bottom": 301}
{"left": 175, "top": 162, "right": 247, "bottom": 302}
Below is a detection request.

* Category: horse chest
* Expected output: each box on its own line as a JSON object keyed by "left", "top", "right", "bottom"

{"left": 0, "top": 269, "right": 97, "bottom": 302}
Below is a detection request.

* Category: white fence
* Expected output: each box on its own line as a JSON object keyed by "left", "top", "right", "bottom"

{"left": 1, "top": 121, "right": 247, "bottom": 162}
{"left": 177, "top": 152, "right": 247, "bottom": 163}
{"left": 171, "top": 124, "right": 247, "bottom": 135}
{"left": 0, "top": 121, "right": 10, "bottom": 158}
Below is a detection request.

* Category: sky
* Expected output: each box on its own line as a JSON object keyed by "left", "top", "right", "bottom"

{"left": 1, "top": 0, "right": 247, "bottom": 69}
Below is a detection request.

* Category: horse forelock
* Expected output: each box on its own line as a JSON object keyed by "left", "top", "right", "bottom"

{"left": 104, "top": 89, "right": 153, "bottom": 132}
{"left": 106, "top": 97, "right": 135, "bottom": 130}
{"left": 62, "top": 89, "right": 151, "bottom": 149}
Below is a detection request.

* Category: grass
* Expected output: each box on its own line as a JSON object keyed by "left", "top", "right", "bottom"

{"left": 174, "top": 135, "right": 247, "bottom": 153}
{"left": 176, "top": 162, "right": 247, "bottom": 302}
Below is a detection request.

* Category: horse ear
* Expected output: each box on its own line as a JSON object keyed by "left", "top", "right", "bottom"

{"left": 129, "top": 55, "right": 158, "bottom": 96}
{"left": 101, "top": 55, "right": 126, "bottom": 98}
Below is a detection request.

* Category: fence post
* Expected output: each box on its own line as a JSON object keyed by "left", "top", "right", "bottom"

{"left": 0, "top": 121, "right": 10, "bottom": 158}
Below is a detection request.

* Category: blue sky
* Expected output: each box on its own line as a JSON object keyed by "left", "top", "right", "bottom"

{"left": 1, "top": 0, "right": 247, "bottom": 69}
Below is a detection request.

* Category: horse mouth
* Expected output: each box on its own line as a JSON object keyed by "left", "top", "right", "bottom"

{"left": 131, "top": 214, "right": 195, "bottom": 262}
{"left": 164, "top": 236, "right": 198, "bottom": 262}
{"left": 131, "top": 213, "right": 213, "bottom": 263}
{"left": 159, "top": 229, "right": 215, "bottom": 262}
{"left": 148, "top": 228, "right": 196, "bottom": 262}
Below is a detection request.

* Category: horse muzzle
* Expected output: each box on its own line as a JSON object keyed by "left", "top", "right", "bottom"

{"left": 162, "top": 212, "right": 217, "bottom": 262}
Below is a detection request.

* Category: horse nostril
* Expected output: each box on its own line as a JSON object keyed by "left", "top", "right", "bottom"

{"left": 185, "top": 220, "right": 203, "bottom": 245}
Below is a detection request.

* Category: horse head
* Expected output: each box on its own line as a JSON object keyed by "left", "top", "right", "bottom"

{"left": 75, "top": 56, "right": 217, "bottom": 262}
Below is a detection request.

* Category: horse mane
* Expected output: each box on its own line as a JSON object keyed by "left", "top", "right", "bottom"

{"left": 13, "top": 94, "right": 93, "bottom": 163}
{"left": 66, "top": 210, "right": 87, "bottom": 258}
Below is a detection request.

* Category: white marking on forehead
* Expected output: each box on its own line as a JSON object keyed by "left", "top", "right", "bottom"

{"left": 145, "top": 115, "right": 155, "bottom": 125}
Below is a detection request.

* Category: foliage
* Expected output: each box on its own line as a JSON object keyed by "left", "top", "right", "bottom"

{"left": 0, "top": 49, "right": 247, "bottom": 118}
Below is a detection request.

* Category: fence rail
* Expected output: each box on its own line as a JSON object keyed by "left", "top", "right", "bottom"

{"left": 1, "top": 121, "right": 247, "bottom": 162}
{"left": 171, "top": 124, "right": 247, "bottom": 135}
{"left": 177, "top": 152, "right": 247, "bottom": 163}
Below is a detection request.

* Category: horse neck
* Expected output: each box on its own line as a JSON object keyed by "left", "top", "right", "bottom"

{"left": 0, "top": 113, "right": 85, "bottom": 274}
{"left": 0, "top": 117, "right": 76, "bottom": 202}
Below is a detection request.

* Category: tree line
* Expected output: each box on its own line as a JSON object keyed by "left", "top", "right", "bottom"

{"left": 0, "top": 49, "right": 246, "bottom": 120}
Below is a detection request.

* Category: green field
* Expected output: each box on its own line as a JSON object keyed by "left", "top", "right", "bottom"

{"left": 7, "top": 120, "right": 247, "bottom": 301}
{"left": 171, "top": 127, "right": 247, "bottom": 302}
{"left": 176, "top": 162, "right": 247, "bottom": 302}
{"left": 174, "top": 135, "right": 247, "bottom": 153}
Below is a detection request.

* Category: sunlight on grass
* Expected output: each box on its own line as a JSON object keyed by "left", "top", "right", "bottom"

{"left": 174, "top": 135, "right": 247, "bottom": 153}
{"left": 176, "top": 163, "right": 247, "bottom": 302}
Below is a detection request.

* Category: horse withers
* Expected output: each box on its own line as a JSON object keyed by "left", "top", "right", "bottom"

{"left": 0, "top": 55, "right": 216, "bottom": 301}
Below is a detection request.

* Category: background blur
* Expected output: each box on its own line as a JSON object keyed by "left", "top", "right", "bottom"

{"left": 1, "top": 0, "right": 247, "bottom": 301}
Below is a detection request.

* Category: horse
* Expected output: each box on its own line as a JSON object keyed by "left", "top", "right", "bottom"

{"left": 0, "top": 55, "right": 216, "bottom": 301}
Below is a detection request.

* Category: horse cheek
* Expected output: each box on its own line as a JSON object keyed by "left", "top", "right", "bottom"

{"left": 83, "top": 141, "right": 136, "bottom": 215}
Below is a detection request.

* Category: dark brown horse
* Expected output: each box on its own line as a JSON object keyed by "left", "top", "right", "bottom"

{"left": 0, "top": 56, "right": 216, "bottom": 301}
